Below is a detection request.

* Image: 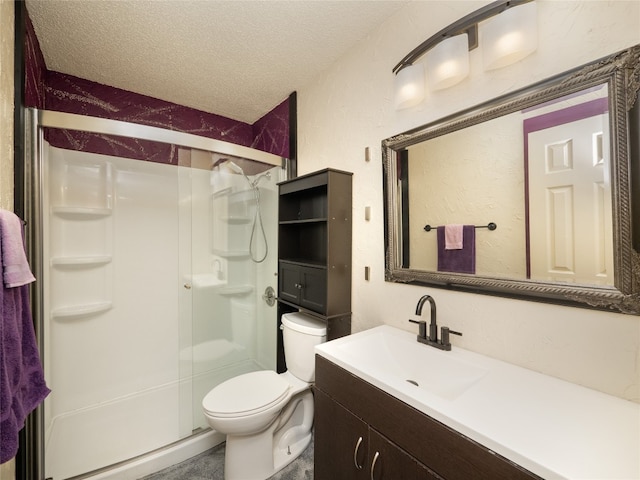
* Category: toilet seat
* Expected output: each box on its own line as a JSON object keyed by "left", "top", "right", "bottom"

{"left": 203, "top": 371, "right": 291, "bottom": 418}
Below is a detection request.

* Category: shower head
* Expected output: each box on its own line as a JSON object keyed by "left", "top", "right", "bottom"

{"left": 226, "top": 160, "right": 245, "bottom": 175}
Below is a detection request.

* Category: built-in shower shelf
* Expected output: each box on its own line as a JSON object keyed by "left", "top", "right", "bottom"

{"left": 212, "top": 187, "right": 233, "bottom": 198}
{"left": 217, "top": 188, "right": 253, "bottom": 201}
{"left": 212, "top": 249, "right": 250, "bottom": 259}
{"left": 217, "top": 285, "right": 253, "bottom": 296}
{"left": 221, "top": 216, "right": 251, "bottom": 224}
{"left": 51, "top": 255, "right": 113, "bottom": 267}
{"left": 52, "top": 206, "right": 112, "bottom": 218}
{"left": 52, "top": 301, "right": 113, "bottom": 319}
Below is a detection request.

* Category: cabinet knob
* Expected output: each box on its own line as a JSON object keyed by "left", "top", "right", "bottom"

{"left": 370, "top": 451, "right": 380, "bottom": 480}
{"left": 353, "top": 436, "right": 364, "bottom": 470}
{"left": 295, "top": 283, "right": 303, "bottom": 290}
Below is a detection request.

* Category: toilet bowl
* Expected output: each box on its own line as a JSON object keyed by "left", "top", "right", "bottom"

{"left": 202, "top": 312, "right": 326, "bottom": 480}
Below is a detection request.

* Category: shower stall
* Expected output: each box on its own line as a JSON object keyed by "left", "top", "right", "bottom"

{"left": 24, "top": 109, "right": 285, "bottom": 480}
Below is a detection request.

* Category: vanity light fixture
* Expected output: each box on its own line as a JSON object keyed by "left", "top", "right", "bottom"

{"left": 393, "top": 0, "right": 537, "bottom": 110}
{"left": 425, "top": 33, "right": 470, "bottom": 91}
{"left": 481, "top": 1, "right": 538, "bottom": 70}
{"left": 394, "top": 62, "right": 425, "bottom": 109}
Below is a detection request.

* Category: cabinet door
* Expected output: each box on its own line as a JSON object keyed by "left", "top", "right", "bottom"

{"left": 369, "top": 429, "right": 443, "bottom": 480}
{"left": 299, "top": 266, "right": 326, "bottom": 313}
{"left": 314, "top": 389, "right": 369, "bottom": 480}
{"left": 279, "top": 262, "right": 301, "bottom": 304}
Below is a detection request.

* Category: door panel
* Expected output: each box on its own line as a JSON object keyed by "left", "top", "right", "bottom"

{"left": 299, "top": 266, "right": 326, "bottom": 313}
{"left": 528, "top": 114, "right": 613, "bottom": 284}
{"left": 279, "top": 262, "right": 302, "bottom": 304}
{"left": 314, "top": 389, "right": 369, "bottom": 480}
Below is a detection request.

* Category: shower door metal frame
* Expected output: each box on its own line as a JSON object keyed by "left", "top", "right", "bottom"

{"left": 23, "top": 108, "right": 287, "bottom": 480}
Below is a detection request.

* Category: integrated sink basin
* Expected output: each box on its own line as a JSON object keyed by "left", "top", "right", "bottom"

{"left": 315, "top": 325, "right": 640, "bottom": 480}
{"left": 332, "top": 327, "right": 487, "bottom": 400}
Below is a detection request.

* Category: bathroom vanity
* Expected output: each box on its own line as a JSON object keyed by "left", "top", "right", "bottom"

{"left": 314, "top": 357, "right": 539, "bottom": 480}
{"left": 314, "top": 326, "right": 640, "bottom": 480}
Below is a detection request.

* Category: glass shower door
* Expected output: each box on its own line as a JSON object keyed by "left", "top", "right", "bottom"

{"left": 179, "top": 150, "right": 282, "bottom": 434}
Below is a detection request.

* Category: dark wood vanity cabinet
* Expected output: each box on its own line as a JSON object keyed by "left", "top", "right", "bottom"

{"left": 277, "top": 169, "right": 352, "bottom": 340}
{"left": 314, "top": 356, "right": 543, "bottom": 480}
{"left": 315, "top": 387, "right": 441, "bottom": 479}
{"left": 315, "top": 387, "right": 369, "bottom": 480}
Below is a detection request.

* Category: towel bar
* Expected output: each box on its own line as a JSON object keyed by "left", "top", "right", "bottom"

{"left": 423, "top": 222, "right": 496, "bottom": 232}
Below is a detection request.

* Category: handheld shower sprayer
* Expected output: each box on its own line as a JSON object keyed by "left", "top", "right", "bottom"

{"left": 226, "top": 160, "right": 270, "bottom": 187}
{"left": 220, "top": 159, "right": 270, "bottom": 263}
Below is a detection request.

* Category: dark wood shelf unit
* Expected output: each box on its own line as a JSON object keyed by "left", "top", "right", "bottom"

{"left": 277, "top": 168, "right": 352, "bottom": 343}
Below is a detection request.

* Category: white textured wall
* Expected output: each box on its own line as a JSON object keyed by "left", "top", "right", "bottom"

{"left": 0, "top": 0, "right": 14, "bottom": 212}
{"left": 298, "top": 0, "right": 640, "bottom": 402}
{"left": 407, "top": 113, "right": 525, "bottom": 276}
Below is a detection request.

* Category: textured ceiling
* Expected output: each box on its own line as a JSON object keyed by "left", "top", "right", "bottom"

{"left": 26, "top": 0, "right": 408, "bottom": 124}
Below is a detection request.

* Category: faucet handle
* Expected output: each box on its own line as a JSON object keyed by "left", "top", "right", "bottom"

{"left": 441, "top": 327, "right": 462, "bottom": 347}
{"left": 408, "top": 319, "right": 427, "bottom": 339}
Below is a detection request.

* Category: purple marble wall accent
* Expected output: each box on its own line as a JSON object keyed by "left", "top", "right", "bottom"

{"left": 45, "top": 71, "right": 254, "bottom": 148}
{"left": 44, "top": 128, "right": 177, "bottom": 164}
{"left": 24, "top": 7, "right": 291, "bottom": 163}
{"left": 251, "top": 98, "right": 289, "bottom": 159}
{"left": 43, "top": 71, "right": 255, "bottom": 164}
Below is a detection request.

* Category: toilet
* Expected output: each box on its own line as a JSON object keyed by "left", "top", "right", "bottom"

{"left": 202, "top": 312, "right": 326, "bottom": 480}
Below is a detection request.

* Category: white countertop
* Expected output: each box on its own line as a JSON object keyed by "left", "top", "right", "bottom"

{"left": 315, "top": 325, "right": 640, "bottom": 480}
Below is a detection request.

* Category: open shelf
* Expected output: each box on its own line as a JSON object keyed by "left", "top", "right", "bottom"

{"left": 51, "top": 301, "right": 113, "bottom": 319}
{"left": 51, "top": 206, "right": 112, "bottom": 218}
{"left": 212, "top": 249, "right": 250, "bottom": 259}
{"left": 279, "top": 258, "right": 328, "bottom": 269}
{"left": 279, "top": 218, "right": 327, "bottom": 225}
{"left": 51, "top": 255, "right": 112, "bottom": 267}
{"left": 221, "top": 216, "right": 252, "bottom": 225}
{"left": 217, "top": 285, "right": 254, "bottom": 296}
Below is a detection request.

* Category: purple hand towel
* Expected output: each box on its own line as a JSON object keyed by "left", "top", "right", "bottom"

{"left": 437, "top": 225, "right": 476, "bottom": 274}
{"left": 0, "top": 213, "right": 50, "bottom": 463}
{"left": 0, "top": 210, "right": 36, "bottom": 287}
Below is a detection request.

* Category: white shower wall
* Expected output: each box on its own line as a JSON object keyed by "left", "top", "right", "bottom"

{"left": 42, "top": 144, "right": 279, "bottom": 480}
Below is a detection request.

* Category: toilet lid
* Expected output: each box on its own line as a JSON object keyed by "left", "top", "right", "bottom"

{"left": 203, "top": 371, "right": 291, "bottom": 417}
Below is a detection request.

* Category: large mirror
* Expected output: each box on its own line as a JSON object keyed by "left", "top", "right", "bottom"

{"left": 383, "top": 44, "right": 640, "bottom": 314}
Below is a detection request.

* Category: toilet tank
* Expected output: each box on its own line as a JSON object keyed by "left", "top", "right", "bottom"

{"left": 281, "top": 312, "right": 327, "bottom": 382}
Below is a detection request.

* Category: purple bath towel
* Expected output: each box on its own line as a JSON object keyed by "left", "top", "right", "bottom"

{"left": 0, "top": 211, "right": 36, "bottom": 288}
{"left": 437, "top": 225, "right": 476, "bottom": 274}
{"left": 0, "top": 212, "right": 50, "bottom": 463}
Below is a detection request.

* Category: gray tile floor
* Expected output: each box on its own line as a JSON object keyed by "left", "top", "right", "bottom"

{"left": 140, "top": 437, "right": 313, "bottom": 480}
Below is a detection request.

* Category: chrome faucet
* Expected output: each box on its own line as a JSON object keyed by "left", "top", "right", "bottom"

{"left": 409, "top": 295, "right": 462, "bottom": 351}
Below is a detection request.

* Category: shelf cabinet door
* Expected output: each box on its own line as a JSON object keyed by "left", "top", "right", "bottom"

{"left": 278, "top": 262, "right": 327, "bottom": 314}
{"left": 279, "top": 262, "right": 303, "bottom": 305}
{"left": 314, "top": 388, "right": 369, "bottom": 480}
{"left": 298, "top": 265, "right": 326, "bottom": 312}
